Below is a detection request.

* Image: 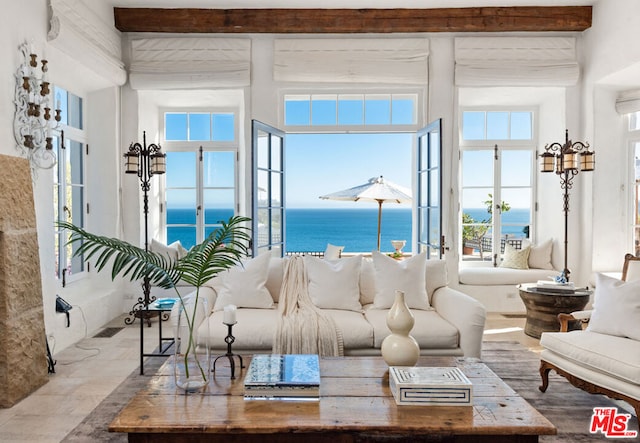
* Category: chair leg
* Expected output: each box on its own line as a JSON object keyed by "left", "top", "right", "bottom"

{"left": 539, "top": 360, "right": 552, "bottom": 392}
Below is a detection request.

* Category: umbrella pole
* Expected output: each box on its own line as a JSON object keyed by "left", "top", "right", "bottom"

{"left": 377, "top": 200, "right": 382, "bottom": 251}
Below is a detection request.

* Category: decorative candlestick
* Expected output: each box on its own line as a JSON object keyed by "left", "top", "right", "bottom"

{"left": 212, "top": 322, "right": 244, "bottom": 379}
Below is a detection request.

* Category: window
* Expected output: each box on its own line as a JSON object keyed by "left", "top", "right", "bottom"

{"left": 163, "top": 111, "right": 237, "bottom": 249}
{"left": 628, "top": 112, "right": 640, "bottom": 255}
{"left": 460, "top": 109, "right": 535, "bottom": 264}
{"left": 53, "top": 86, "right": 86, "bottom": 283}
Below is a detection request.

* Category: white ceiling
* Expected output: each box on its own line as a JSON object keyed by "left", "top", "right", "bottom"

{"left": 105, "top": 0, "right": 596, "bottom": 8}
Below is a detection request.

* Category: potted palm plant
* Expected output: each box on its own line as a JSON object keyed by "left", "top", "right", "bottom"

{"left": 57, "top": 216, "right": 251, "bottom": 391}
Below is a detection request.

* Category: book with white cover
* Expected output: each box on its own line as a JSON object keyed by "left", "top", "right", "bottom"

{"left": 535, "top": 280, "right": 575, "bottom": 293}
{"left": 388, "top": 366, "right": 473, "bottom": 406}
{"left": 244, "top": 354, "right": 320, "bottom": 400}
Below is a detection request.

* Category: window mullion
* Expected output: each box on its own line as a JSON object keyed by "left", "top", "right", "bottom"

{"left": 197, "top": 146, "right": 204, "bottom": 244}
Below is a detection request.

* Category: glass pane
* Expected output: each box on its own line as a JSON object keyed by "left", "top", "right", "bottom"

{"left": 271, "top": 135, "right": 282, "bottom": 171}
{"left": 338, "top": 96, "right": 364, "bottom": 125}
{"left": 271, "top": 172, "right": 282, "bottom": 207}
{"left": 429, "top": 208, "right": 440, "bottom": 246}
{"left": 271, "top": 209, "right": 282, "bottom": 243}
{"left": 166, "top": 190, "right": 197, "bottom": 224}
{"left": 511, "top": 112, "right": 532, "bottom": 140}
{"left": 500, "top": 188, "right": 531, "bottom": 239}
{"left": 285, "top": 98, "right": 310, "bottom": 125}
{"left": 67, "top": 92, "right": 83, "bottom": 130}
{"left": 311, "top": 96, "right": 337, "bottom": 125}
{"left": 365, "top": 95, "right": 391, "bottom": 125}
{"left": 392, "top": 96, "right": 415, "bottom": 125}
{"left": 419, "top": 172, "right": 428, "bottom": 206}
{"left": 166, "top": 152, "right": 196, "bottom": 187}
{"left": 165, "top": 113, "right": 188, "bottom": 141}
{"left": 502, "top": 150, "right": 531, "bottom": 187}
{"left": 487, "top": 112, "right": 509, "bottom": 139}
{"left": 462, "top": 188, "right": 493, "bottom": 222}
{"left": 204, "top": 190, "right": 235, "bottom": 224}
{"left": 419, "top": 208, "right": 428, "bottom": 242}
{"left": 462, "top": 112, "right": 485, "bottom": 140}
{"left": 189, "top": 113, "right": 210, "bottom": 141}
{"left": 419, "top": 134, "right": 429, "bottom": 171}
{"left": 70, "top": 236, "right": 84, "bottom": 274}
{"left": 203, "top": 151, "right": 234, "bottom": 187}
{"left": 212, "top": 114, "right": 235, "bottom": 141}
{"left": 68, "top": 140, "right": 83, "bottom": 185}
{"left": 257, "top": 170, "right": 269, "bottom": 206}
{"left": 168, "top": 227, "right": 196, "bottom": 249}
{"left": 257, "top": 208, "right": 270, "bottom": 246}
{"left": 430, "top": 170, "right": 439, "bottom": 206}
{"left": 71, "top": 185, "right": 84, "bottom": 227}
{"left": 257, "top": 130, "right": 269, "bottom": 169}
{"left": 462, "top": 151, "right": 493, "bottom": 187}
{"left": 630, "top": 112, "right": 640, "bottom": 131}
{"left": 429, "top": 132, "right": 440, "bottom": 168}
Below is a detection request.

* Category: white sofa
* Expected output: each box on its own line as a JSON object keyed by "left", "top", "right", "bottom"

{"left": 539, "top": 272, "right": 640, "bottom": 421}
{"left": 186, "top": 254, "right": 487, "bottom": 358}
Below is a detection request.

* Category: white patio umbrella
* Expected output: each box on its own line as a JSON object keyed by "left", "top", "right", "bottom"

{"left": 319, "top": 176, "right": 412, "bottom": 251}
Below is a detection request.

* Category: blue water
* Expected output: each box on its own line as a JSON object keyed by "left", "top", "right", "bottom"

{"left": 166, "top": 207, "right": 530, "bottom": 252}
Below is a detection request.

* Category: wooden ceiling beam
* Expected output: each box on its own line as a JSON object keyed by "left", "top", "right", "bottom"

{"left": 114, "top": 6, "right": 592, "bottom": 34}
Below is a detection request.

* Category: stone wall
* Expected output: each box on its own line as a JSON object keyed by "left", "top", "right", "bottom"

{"left": 0, "top": 154, "right": 47, "bottom": 408}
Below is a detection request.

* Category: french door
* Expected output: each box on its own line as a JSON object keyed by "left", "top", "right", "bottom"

{"left": 416, "top": 119, "right": 443, "bottom": 258}
{"left": 252, "top": 120, "right": 285, "bottom": 256}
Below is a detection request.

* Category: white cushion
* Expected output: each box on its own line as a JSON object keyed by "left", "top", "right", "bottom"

{"left": 265, "top": 257, "right": 285, "bottom": 303}
{"left": 359, "top": 258, "right": 377, "bottom": 306}
{"left": 324, "top": 243, "right": 344, "bottom": 260}
{"left": 527, "top": 239, "right": 554, "bottom": 270}
{"left": 500, "top": 243, "right": 530, "bottom": 269}
{"left": 201, "top": 308, "right": 279, "bottom": 350}
{"left": 459, "top": 267, "right": 554, "bottom": 285}
{"left": 541, "top": 330, "right": 640, "bottom": 385}
{"left": 364, "top": 306, "right": 458, "bottom": 349}
{"left": 211, "top": 253, "right": 275, "bottom": 311}
{"left": 586, "top": 273, "right": 640, "bottom": 341}
{"left": 304, "top": 255, "right": 363, "bottom": 311}
{"left": 322, "top": 309, "right": 374, "bottom": 348}
{"left": 150, "top": 239, "right": 188, "bottom": 261}
{"left": 371, "top": 251, "right": 430, "bottom": 310}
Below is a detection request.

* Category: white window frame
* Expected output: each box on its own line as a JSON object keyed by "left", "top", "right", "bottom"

{"left": 459, "top": 106, "right": 538, "bottom": 265}
{"left": 160, "top": 108, "right": 239, "bottom": 245}
{"left": 626, "top": 112, "right": 640, "bottom": 255}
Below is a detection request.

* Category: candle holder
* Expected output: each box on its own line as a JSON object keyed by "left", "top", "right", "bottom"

{"left": 212, "top": 322, "right": 244, "bottom": 379}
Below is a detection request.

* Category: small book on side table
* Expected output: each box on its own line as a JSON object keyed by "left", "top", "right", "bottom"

{"left": 389, "top": 366, "right": 473, "bottom": 406}
{"left": 244, "top": 354, "right": 320, "bottom": 400}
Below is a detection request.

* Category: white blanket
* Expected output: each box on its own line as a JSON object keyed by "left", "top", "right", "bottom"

{"left": 273, "top": 256, "right": 344, "bottom": 356}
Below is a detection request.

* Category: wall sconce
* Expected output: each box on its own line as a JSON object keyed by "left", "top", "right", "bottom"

{"left": 540, "top": 129, "right": 595, "bottom": 281}
{"left": 13, "top": 41, "right": 61, "bottom": 172}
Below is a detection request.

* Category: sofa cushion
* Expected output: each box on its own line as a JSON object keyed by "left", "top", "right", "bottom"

{"left": 499, "top": 243, "right": 530, "bottom": 269}
{"left": 540, "top": 330, "right": 640, "bottom": 385}
{"left": 211, "top": 253, "right": 275, "bottom": 311}
{"left": 527, "top": 239, "right": 554, "bottom": 270}
{"left": 265, "top": 257, "right": 285, "bottom": 303}
{"left": 322, "top": 309, "right": 374, "bottom": 349}
{"left": 586, "top": 273, "right": 640, "bottom": 341}
{"left": 150, "top": 239, "right": 188, "bottom": 262}
{"left": 459, "top": 267, "right": 553, "bottom": 286}
{"left": 324, "top": 243, "right": 344, "bottom": 260}
{"left": 200, "top": 308, "right": 279, "bottom": 350}
{"left": 364, "top": 305, "right": 458, "bottom": 350}
{"left": 305, "top": 255, "right": 362, "bottom": 311}
{"left": 371, "top": 251, "right": 430, "bottom": 310}
{"left": 359, "top": 258, "right": 377, "bottom": 306}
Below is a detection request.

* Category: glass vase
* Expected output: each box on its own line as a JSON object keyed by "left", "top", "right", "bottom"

{"left": 381, "top": 290, "right": 420, "bottom": 366}
{"left": 174, "top": 297, "right": 210, "bottom": 392}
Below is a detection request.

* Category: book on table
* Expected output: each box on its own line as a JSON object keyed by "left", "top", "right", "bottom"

{"left": 388, "top": 366, "right": 473, "bottom": 406}
{"left": 534, "top": 280, "right": 576, "bottom": 294}
{"left": 244, "top": 354, "right": 320, "bottom": 400}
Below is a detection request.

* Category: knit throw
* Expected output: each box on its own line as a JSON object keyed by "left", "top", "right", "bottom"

{"left": 273, "top": 256, "right": 344, "bottom": 356}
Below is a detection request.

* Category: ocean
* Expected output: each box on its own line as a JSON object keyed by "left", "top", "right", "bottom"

{"left": 166, "top": 207, "right": 530, "bottom": 252}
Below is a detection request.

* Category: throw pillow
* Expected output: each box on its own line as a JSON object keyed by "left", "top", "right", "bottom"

{"left": 150, "top": 239, "right": 188, "bottom": 262}
{"left": 500, "top": 243, "right": 530, "bottom": 270}
{"left": 212, "top": 252, "right": 275, "bottom": 311}
{"left": 371, "top": 251, "right": 430, "bottom": 310}
{"left": 323, "top": 243, "right": 345, "bottom": 260}
{"left": 304, "top": 255, "right": 362, "bottom": 311}
{"left": 587, "top": 273, "right": 640, "bottom": 341}
{"left": 527, "top": 239, "right": 554, "bottom": 270}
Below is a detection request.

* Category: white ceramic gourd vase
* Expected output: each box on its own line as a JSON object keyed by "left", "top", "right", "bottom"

{"left": 381, "top": 290, "right": 420, "bottom": 366}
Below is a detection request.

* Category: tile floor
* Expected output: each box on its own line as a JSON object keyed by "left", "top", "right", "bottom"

{"left": 0, "top": 313, "right": 537, "bottom": 442}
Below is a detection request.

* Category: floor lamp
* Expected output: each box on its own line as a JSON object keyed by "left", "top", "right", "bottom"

{"left": 540, "top": 129, "right": 595, "bottom": 282}
{"left": 123, "top": 131, "right": 166, "bottom": 325}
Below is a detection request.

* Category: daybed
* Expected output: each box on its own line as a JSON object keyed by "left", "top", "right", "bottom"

{"left": 184, "top": 252, "right": 487, "bottom": 358}
{"left": 456, "top": 239, "right": 561, "bottom": 312}
{"left": 539, "top": 258, "right": 640, "bottom": 421}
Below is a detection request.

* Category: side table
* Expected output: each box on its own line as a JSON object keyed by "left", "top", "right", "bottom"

{"left": 138, "top": 301, "right": 175, "bottom": 375}
{"left": 518, "top": 283, "right": 591, "bottom": 339}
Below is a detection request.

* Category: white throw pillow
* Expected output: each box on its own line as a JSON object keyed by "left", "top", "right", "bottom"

{"left": 371, "top": 251, "right": 430, "bottom": 310}
{"left": 528, "top": 239, "right": 554, "bottom": 270}
{"left": 323, "top": 243, "right": 345, "bottom": 260}
{"left": 587, "top": 273, "right": 640, "bottom": 341}
{"left": 212, "top": 253, "right": 275, "bottom": 311}
{"left": 304, "top": 255, "right": 362, "bottom": 311}
{"left": 150, "top": 239, "right": 188, "bottom": 261}
{"left": 500, "top": 243, "right": 530, "bottom": 270}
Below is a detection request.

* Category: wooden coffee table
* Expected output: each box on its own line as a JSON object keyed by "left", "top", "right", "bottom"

{"left": 110, "top": 356, "right": 556, "bottom": 442}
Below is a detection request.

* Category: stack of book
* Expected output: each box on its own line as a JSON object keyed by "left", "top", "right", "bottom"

{"left": 535, "top": 280, "right": 576, "bottom": 294}
{"left": 244, "top": 354, "right": 320, "bottom": 401}
{"left": 388, "top": 366, "right": 473, "bottom": 406}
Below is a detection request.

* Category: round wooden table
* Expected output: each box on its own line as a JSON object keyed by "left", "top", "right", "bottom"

{"left": 518, "top": 283, "right": 591, "bottom": 339}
